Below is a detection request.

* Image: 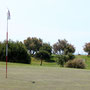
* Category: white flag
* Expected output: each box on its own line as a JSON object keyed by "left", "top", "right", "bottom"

{"left": 7, "top": 10, "right": 11, "bottom": 20}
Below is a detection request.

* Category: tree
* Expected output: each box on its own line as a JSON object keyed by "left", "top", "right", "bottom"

{"left": 53, "top": 39, "right": 75, "bottom": 55}
{"left": 39, "top": 43, "right": 52, "bottom": 55}
{"left": 64, "top": 44, "right": 75, "bottom": 55}
{"left": 53, "top": 39, "right": 75, "bottom": 67}
{"left": 24, "top": 37, "right": 43, "bottom": 55}
{"left": 53, "top": 43, "right": 59, "bottom": 54}
{"left": 53, "top": 39, "right": 68, "bottom": 54}
{"left": 84, "top": 42, "right": 90, "bottom": 55}
{"left": 35, "top": 50, "right": 50, "bottom": 66}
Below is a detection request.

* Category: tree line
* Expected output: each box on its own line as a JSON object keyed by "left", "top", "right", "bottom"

{"left": 0, "top": 37, "right": 90, "bottom": 65}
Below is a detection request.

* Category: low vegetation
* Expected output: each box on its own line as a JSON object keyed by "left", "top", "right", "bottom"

{"left": 65, "top": 59, "right": 86, "bottom": 69}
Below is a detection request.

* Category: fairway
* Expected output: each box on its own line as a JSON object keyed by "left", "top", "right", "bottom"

{"left": 0, "top": 64, "right": 90, "bottom": 90}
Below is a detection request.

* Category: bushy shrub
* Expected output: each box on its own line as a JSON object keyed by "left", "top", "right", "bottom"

{"left": 0, "top": 40, "right": 31, "bottom": 64}
{"left": 57, "top": 55, "right": 65, "bottom": 67}
{"left": 65, "top": 59, "right": 86, "bottom": 69}
{"left": 57, "top": 54, "right": 75, "bottom": 67}
{"left": 0, "top": 42, "right": 6, "bottom": 61}
{"left": 68, "top": 53, "right": 75, "bottom": 60}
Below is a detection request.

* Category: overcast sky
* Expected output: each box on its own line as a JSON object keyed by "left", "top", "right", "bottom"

{"left": 0, "top": 0, "right": 90, "bottom": 54}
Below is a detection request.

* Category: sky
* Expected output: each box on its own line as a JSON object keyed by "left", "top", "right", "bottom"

{"left": 0, "top": 0, "right": 90, "bottom": 54}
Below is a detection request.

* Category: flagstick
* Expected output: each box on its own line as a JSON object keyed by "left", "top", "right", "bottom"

{"left": 6, "top": 16, "right": 8, "bottom": 78}
{"left": 6, "top": 9, "right": 10, "bottom": 78}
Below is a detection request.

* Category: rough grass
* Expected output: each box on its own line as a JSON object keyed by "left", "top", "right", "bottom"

{"left": 50, "top": 55, "right": 90, "bottom": 69}
{"left": 31, "top": 57, "right": 58, "bottom": 67}
{"left": 0, "top": 62, "right": 90, "bottom": 90}
{"left": 75, "top": 55, "right": 90, "bottom": 69}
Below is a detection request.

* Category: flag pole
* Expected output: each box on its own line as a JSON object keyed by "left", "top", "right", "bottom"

{"left": 6, "top": 12, "right": 8, "bottom": 78}
{"left": 6, "top": 9, "right": 10, "bottom": 78}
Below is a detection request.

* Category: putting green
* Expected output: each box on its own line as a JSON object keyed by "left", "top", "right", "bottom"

{"left": 0, "top": 65, "right": 90, "bottom": 90}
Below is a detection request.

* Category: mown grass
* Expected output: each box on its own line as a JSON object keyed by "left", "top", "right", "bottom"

{"left": 0, "top": 55, "right": 90, "bottom": 90}
{"left": 0, "top": 63, "right": 90, "bottom": 90}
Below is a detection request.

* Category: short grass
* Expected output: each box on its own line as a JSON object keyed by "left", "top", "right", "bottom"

{"left": 0, "top": 55, "right": 90, "bottom": 90}
{"left": 0, "top": 62, "right": 90, "bottom": 90}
